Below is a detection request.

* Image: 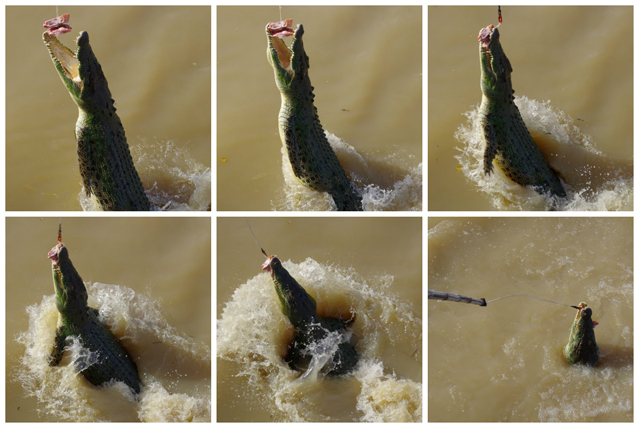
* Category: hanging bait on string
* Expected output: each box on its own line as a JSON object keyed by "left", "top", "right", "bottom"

{"left": 43, "top": 13, "right": 72, "bottom": 36}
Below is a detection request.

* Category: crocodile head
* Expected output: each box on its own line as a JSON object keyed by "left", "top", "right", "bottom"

{"left": 564, "top": 302, "right": 600, "bottom": 366}
{"left": 48, "top": 242, "right": 89, "bottom": 318}
{"left": 262, "top": 255, "right": 319, "bottom": 329}
{"left": 266, "top": 20, "right": 312, "bottom": 98}
{"left": 478, "top": 25, "right": 514, "bottom": 102}
{"left": 43, "top": 31, "right": 113, "bottom": 114}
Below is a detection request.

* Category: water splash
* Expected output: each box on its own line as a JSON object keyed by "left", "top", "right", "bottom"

{"left": 275, "top": 131, "right": 422, "bottom": 211}
{"left": 217, "top": 258, "right": 421, "bottom": 422}
{"left": 79, "top": 139, "right": 211, "bottom": 211}
{"left": 14, "top": 283, "right": 211, "bottom": 422}
{"left": 455, "top": 96, "right": 632, "bottom": 211}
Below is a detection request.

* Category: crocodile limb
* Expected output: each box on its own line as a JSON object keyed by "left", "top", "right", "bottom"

{"left": 43, "top": 31, "right": 151, "bottom": 211}
{"left": 47, "top": 239, "right": 142, "bottom": 393}
{"left": 266, "top": 20, "right": 363, "bottom": 211}
{"left": 262, "top": 255, "right": 359, "bottom": 376}
{"left": 478, "top": 25, "right": 567, "bottom": 199}
{"left": 564, "top": 302, "right": 599, "bottom": 366}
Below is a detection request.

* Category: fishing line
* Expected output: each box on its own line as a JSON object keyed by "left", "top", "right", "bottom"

{"left": 245, "top": 219, "right": 268, "bottom": 257}
{"left": 486, "top": 294, "right": 579, "bottom": 309}
{"left": 429, "top": 290, "right": 579, "bottom": 309}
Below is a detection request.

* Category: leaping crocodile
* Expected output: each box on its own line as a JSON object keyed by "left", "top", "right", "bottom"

{"left": 478, "top": 24, "right": 567, "bottom": 198}
{"left": 262, "top": 255, "right": 359, "bottom": 376}
{"left": 266, "top": 20, "right": 363, "bottom": 211}
{"left": 47, "top": 239, "right": 142, "bottom": 393}
{"left": 564, "top": 302, "right": 599, "bottom": 366}
{"left": 43, "top": 30, "right": 151, "bottom": 211}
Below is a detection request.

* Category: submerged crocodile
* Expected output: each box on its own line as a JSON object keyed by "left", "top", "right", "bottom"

{"left": 262, "top": 255, "right": 359, "bottom": 376}
{"left": 564, "top": 302, "right": 599, "bottom": 366}
{"left": 43, "top": 30, "right": 151, "bottom": 211}
{"left": 477, "top": 24, "right": 567, "bottom": 198}
{"left": 47, "top": 240, "right": 142, "bottom": 393}
{"left": 266, "top": 20, "right": 363, "bottom": 211}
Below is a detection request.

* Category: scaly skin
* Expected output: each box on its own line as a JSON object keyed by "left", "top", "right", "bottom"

{"left": 43, "top": 31, "right": 151, "bottom": 211}
{"left": 266, "top": 22, "right": 363, "bottom": 211}
{"left": 564, "top": 302, "right": 599, "bottom": 366}
{"left": 478, "top": 25, "right": 566, "bottom": 198}
{"left": 263, "top": 256, "right": 359, "bottom": 375}
{"left": 47, "top": 242, "right": 142, "bottom": 393}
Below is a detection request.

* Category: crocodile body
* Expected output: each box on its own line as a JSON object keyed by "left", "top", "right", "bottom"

{"left": 263, "top": 256, "right": 359, "bottom": 376}
{"left": 43, "top": 31, "right": 151, "bottom": 211}
{"left": 266, "top": 21, "right": 363, "bottom": 211}
{"left": 47, "top": 241, "right": 142, "bottom": 393}
{"left": 564, "top": 302, "right": 599, "bottom": 366}
{"left": 478, "top": 25, "right": 566, "bottom": 198}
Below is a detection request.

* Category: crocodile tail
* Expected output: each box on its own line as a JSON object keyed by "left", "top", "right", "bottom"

{"left": 330, "top": 186, "right": 362, "bottom": 211}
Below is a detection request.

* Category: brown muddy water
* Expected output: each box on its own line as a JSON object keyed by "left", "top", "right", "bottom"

{"left": 217, "top": 6, "right": 422, "bottom": 211}
{"left": 428, "top": 6, "right": 632, "bottom": 210}
{"left": 6, "top": 6, "right": 211, "bottom": 211}
{"left": 217, "top": 217, "right": 422, "bottom": 421}
{"left": 6, "top": 218, "right": 211, "bottom": 422}
{"left": 428, "top": 217, "right": 632, "bottom": 422}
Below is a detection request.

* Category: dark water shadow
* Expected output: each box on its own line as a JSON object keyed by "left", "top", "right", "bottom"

{"left": 533, "top": 131, "right": 633, "bottom": 199}
{"left": 596, "top": 344, "right": 633, "bottom": 369}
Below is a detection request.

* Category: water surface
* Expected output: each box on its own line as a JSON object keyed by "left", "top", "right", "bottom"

{"left": 217, "top": 6, "right": 422, "bottom": 211}
{"left": 428, "top": 217, "right": 632, "bottom": 421}
{"left": 7, "top": 218, "right": 211, "bottom": 422}
{"left": 217, "top": 217, "right": 422, "bottom": 421}
{"left": 428, "top": 6, "right": 632, "bottom": 210}
{"left": 7, "top": 6, "right": 211, "bottom": 211}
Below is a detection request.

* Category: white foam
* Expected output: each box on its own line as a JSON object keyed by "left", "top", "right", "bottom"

{"left": 454, "top": 96, "right": 632, "bottom": 210}
{"left": 14, "top": 283, "right": 210, "bottom": 422}
{"left": 355, "top": 360, "right": 422, "bottom": 422}
{"left": 275, "top": 132, "right": 422, "bottom": 211}
{"left": 79, "top": 139, "right": 211, "bottom": 211}
{"left": 217, "top": 258, "right": 421, "bottom": 421}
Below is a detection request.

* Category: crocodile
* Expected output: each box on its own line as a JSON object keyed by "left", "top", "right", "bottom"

{"left": 266, "top": 20, "right": 363, "bottom": 211}
{"left": 262, "top": 255, "right": 359, "bottom": 376}
{"left": 43, "top": 30, "right": 151, "bottom": 211}
{"left": 564, "top": 302, "right": 599, "bottom": 366}
{"left": 47, "top": 240, "right": 142, "bottom": 393}
{"left": 477, "top": 24, "right": 567, "bottom": 198}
